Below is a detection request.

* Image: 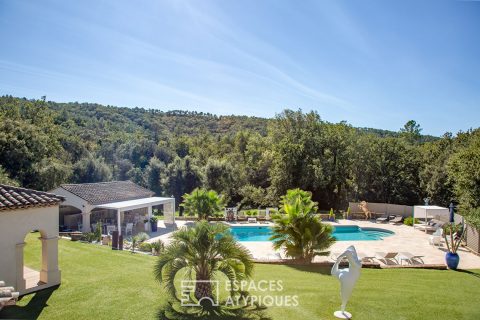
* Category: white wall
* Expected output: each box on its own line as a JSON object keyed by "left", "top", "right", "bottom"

{"left": 348, "top": 202, "right": 413, "bottom": 217}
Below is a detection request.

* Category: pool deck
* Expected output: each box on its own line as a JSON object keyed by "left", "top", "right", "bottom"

{"left": 149, "top": 219, "right": 480, "bottom": 269}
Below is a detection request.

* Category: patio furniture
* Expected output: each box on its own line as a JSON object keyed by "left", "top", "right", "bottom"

{"left": 429, "top": 228, "right": 443, "bottom": 246}
{"left": 264, "top": 252, "right": 282, "bottom": 260}
{"left": 106, "top": 225, "right": 116, "bottom": 236}
{"left": 397, "top": 252, "right": 425, "bottom": 265}
{"left": 358, "top": 252, "right": 376, "bottom": 263}
{"left": 414, "top": 219, "right": 444, "bottom": 232}
{"left": 247, "top": 217, "right": 257, "bottom": 223}
{"left": 258, "top": 210, "right": 266, "bottom": 221}
{"left": 331, "top": 252, "right": 375, "bottom": 263}
{"left": 376, "top": 214, "right": 395, "bottom": 223}
{"left": 124, "top": 223, "right": 133, "bottom": 236}
{"left": 375, "top": 252, "right": 399, "bottom": 265}
{"left": 237, "top": 211, "right": 247, "bottom": 222}
{"left": 389, "top": 215, "right": 404, "bottom": 225}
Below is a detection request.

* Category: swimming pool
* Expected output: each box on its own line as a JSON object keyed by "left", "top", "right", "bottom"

{"left": 229, "top": 225, "right": 394, "bottom": 242}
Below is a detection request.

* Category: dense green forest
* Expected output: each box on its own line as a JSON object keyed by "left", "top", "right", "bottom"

{"left": 0, "top": 96, "right": 479, "bottom": 227}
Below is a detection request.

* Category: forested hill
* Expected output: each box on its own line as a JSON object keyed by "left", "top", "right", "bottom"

{"left": 1, "top": 95, "right": 478, "bottom": 226}
{"left": 47, "top": 99, "right": 438, "bottom": 140}
{"left": 49, "top": 101, "right": 270, "bottom": 137}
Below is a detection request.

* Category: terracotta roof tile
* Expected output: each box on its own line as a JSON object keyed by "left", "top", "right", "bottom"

{"left": 0, "top": 184, "right": 64, "bottom": 211}
{"left": 59, "top": 181, "right": 154, "bottom": 205}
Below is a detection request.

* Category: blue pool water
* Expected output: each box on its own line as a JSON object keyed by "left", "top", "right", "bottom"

{"left": 230, "top": 225, "right": 394, "bottom": 242}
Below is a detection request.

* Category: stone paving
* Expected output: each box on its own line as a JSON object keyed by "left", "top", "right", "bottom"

{"left": 149, "top": 219, "right": 480, "bottom": 269}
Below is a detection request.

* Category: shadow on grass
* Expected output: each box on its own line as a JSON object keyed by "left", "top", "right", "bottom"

{"left": 157, "top": 301, "right": 272, "bottom": 320}
{"left": 0, "top": 285, "right": 58, "bottom": 320}
{"left": 454, "top": 269, "right": 480, "bottom": 279}
{"left": 285, "top": 264, "right": 331, "bottom": 275}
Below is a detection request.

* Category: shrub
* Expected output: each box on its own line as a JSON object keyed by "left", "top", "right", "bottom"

{"left": 150, "top": 216, "right": 158, "bottom": 224}
{"left": 129, "top": 232, "right": 151, "bottom": 253}
{"left": 94, "top": 222, "right": 102, "bottom": 242}
{"left": 150, "top": 240, "right": 165, "bottom": 255}
{"left": 81, "top": 232, "right": 96, "bottom": 242}
{"left": 138, "top": 242, "right": 152, "bottom": 252}
{"left": 404, "top": 216, "right": 419, "bottom": 226}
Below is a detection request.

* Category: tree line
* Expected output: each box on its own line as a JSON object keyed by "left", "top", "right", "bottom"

{"left": 0, "top": 96, "right": 479, "bottom": 227}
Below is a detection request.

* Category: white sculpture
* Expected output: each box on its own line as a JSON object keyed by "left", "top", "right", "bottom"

{"left": 331, "top": 245, "right": 362, "bottom": 319}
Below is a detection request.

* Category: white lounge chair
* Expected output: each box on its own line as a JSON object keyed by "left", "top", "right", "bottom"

{"left": 429, "top": 228, "right": 443, "bottom": 246}
{"left": 358, "top": 252, "right": 376, "bottom": 263}
{"left": 389, "top": 215, "right": 404, "bottom": 224}
{"left": 375, "top": 252, "right": 399, "bottom": 265}
{"left": 414, "top": 223, "right": 437, "bottom": 232}
{"left": 397, "top": 252, "right": 425, "bottom": 265}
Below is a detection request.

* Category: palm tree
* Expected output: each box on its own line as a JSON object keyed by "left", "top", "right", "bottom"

{"left": 181, "top": 188, "right": 225, "bottom": 220}
{"left": 270, "top": 190, "right": 335, "bottom": 263}
{"left": 154, "top": 221, "right": 254, "bottom": 303}
{"left": 279, "top": 188, "right": 318, "bottom": 214}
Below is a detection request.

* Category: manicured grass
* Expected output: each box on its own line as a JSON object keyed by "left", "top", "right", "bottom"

{"left": 1, "top": 232, "right": 480, "bottom": 319}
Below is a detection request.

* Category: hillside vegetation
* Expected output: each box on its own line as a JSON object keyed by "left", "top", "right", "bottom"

{"left": 1, "top": 96, "right": 479, "bottom": 226}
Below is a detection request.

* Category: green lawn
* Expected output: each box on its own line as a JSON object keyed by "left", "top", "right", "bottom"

{"left": 1, "top": 232, "right": 480, "bottom": 320}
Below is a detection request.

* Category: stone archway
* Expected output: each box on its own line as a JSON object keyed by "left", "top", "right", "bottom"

{"left": 0, "top": 185, "right": 63, "bottom": 296}
{"left": 15, "top": 229, "right": 61, "bottom": 294}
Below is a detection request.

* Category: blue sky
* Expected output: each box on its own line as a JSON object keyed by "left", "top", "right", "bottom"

{"left": 0, "top": 0, "right": 479, "bottom": 135}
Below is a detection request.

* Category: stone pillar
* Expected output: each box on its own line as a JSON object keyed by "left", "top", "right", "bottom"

{"left": 146, "top": 206, "right": 153, "bottom": 232}
{"left": 39, "top": 237, "right": 61, "bottom": 286}
{"left": 147, "top": 206, "right": 153, "bottom": 219}
{"left": 117, "top": 209, "right": 122, "bottom": 236}
{"left": 82, "top": 211, "right": 91, "bottom": 232}
{"left": 15, "top": 242, "right": 26, "bottom": 293}
{"left": 164, "top": 200, "right": 175, "bottom": 224}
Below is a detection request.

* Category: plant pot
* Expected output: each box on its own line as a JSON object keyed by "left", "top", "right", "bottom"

{"left": 446, "top": 252, "right": 460, "bottom": 270}
{"left": 151, "top": 222, "right": 158, "bottom": 232}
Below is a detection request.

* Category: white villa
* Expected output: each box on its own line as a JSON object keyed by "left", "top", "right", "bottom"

{"left": 51, "top": 181, "right": 175, "bottom": 236}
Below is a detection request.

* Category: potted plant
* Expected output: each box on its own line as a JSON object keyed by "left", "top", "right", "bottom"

{"left": 144, "top": 218, "right": 150, "bottom": 232}
{"left": 443, "top": 222, "right": 465, "bottom": 270}
{"left": 329, "top": 208, "right": 335, "bottom": 221}
{"left": 150, "top": 216, "right": 158, "bottom": 232}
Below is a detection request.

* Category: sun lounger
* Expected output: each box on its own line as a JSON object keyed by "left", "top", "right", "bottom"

{"left": 389, "top": 215, "right": 403, "bottom": 224}
{"left": 397, "top": 252, "right": 425, "bottom": 265}
{"left": 414, "top": 223, "right": 437, "bottom": 232}
{"left": 264, "top": 252, "right": 282, "bottom": 260}
{"left": 247, "top": 217, "right": 257, "bottom": 223}
{"left": 376, "top": 214, "right": 390, "bottom": 223}
{"left": 375, "top": 252, "right": 399, "bottom": 265}
{"left": 358, "top": 252, "right": 376, "bottom": 263}
{"left": 236, "top": 211, "right": 247, "bottom": 222}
